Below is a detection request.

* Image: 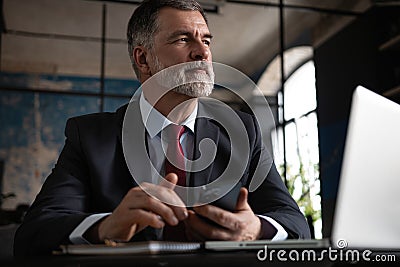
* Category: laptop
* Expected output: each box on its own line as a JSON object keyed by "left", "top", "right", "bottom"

{"left": 206, "top": 85, "right": 400, "bottom": 251}
{"left": 331, "top": 85, "right": 400, "bottom": 249}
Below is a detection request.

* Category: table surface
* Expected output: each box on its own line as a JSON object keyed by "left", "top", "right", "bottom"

{"left": 2, "top": 249, "right": 400, "bottom": 267}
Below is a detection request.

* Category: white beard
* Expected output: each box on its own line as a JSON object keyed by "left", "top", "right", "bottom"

{"left": 151, "top": 54, "right": 215, "bottom": 98}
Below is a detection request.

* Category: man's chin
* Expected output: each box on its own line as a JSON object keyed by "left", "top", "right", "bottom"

{"left": 172, "top": 83, "right": 213, "bottom": 98}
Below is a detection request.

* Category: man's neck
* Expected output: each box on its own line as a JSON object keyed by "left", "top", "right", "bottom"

{"left": 143, "top": 90, "right": 197, "bottom": 124}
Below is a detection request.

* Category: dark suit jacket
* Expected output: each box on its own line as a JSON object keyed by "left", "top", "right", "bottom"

{"left": 14, "top": 97, "right": 310, "bottom": 257}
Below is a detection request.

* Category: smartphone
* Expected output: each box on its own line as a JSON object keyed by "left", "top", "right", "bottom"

{"left": 199, "top": 182, "right": 242, "bottom": 212}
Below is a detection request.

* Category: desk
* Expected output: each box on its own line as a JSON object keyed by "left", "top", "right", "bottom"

{"left": 2, "top": 250, "right": 399, "bottom": 267}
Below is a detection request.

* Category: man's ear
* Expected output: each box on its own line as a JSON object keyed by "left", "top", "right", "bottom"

{"left": 133, "top": 46, "right": 151, "bottom": 76}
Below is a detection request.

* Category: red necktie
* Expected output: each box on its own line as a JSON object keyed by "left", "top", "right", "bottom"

{"left": 162, "top": 124, "right": 187, "bottom": 241}
{"left": 163, "top": 124, "right": 186, "bottom": 186}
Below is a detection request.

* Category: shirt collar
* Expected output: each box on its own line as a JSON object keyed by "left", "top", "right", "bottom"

{"left": 139, "top": 93, "right": 197, "bottom": 139}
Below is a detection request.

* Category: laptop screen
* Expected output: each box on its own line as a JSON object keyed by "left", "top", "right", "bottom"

{"left": 332, "top": 86, "right": 400, "bottom": 249}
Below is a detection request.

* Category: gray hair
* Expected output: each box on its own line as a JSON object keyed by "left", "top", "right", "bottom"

{"left": 127, "top": 0, "right": 208, "bottom": 79}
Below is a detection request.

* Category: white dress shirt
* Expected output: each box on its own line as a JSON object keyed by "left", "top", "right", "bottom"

{"left": 69, "top": 93, "right": 287, "bottom": 244}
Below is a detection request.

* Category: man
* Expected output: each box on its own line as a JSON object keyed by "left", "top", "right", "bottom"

{"left": 14, "top": 0, "right": 310, "bottom": 257}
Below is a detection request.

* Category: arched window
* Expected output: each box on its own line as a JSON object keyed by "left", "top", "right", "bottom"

{"left": 279, "top": 60, "right": 321, "bottom": 239}
{"left": 259, "top": 50, "right": 321, "bottom": 238}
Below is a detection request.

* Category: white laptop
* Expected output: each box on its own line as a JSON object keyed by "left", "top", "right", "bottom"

{"left": 206, "top": 85, "right": 400, "bottom": 251}
{"left": 331, "top": 85, "right": 400, "bottom": 249}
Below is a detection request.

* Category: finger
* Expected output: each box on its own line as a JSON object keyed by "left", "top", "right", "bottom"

{"left": 194, "top": 205, "right": 245, "bottom": 231}
{"left": 184, "top": 211, "right": 206, "bottom": 241}
{"left": 98, "top": 208, "right": 165, "bottom": 242}
{"left": 159, "top": 174, "right": 188, "bottom": 220}
{"left": 133, "top": 209, "right": 166, "bottom": 231}
{"left": 145, "top": 201, "right": 180, "bottom": 226}
{"left": 125, "top": 187, "right": 181, "bottom": 225}
{"left": 133, "top": 209, "right": 165, "bottom": 229}
{"left": 141, "top": 182, "right": 184, "bottom": 207}
{"left": 185, "top": 210, "right": 232, "bottom": 240}
{"left": 159, "top": 173, "right": 178, "bottom": 189}
{"left": 235, "top": 187, "right": 249, "bottom": 211}
{"left": 139, "top": 183, "right": 188, "bottom": 221}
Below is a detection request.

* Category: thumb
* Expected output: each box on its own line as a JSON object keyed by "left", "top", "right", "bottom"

{"left": 159, "top": 173, "right": 178, "bottom": 190}
{"left": 235, "top": 187, "right": 250, "bottom": 211}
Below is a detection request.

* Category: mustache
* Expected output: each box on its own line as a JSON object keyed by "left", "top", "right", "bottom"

{"left": 182, "top": 61, "right": 214, "bottom": 78}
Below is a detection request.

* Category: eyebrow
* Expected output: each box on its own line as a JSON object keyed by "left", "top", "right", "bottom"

{"left": 167, "top": 30, "right": 213, "bottom": 42}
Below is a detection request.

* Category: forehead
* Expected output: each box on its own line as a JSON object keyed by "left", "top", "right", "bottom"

{"left": 155, "top": 7, "right": 209, "bottom": 35}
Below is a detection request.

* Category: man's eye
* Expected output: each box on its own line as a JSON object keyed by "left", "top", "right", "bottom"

{"left": 179, "top": 38, "right": 189, "bottom": 42}
{"left": 203, "top": 40, "right": 211, "bottom": 46}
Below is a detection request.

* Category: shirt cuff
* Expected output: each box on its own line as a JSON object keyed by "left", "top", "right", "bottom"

{"left": 69, "top": 213, "right": 111, "bottom": 244}
{"left": 257, "top": 215, "right": 288, "bottom": 241}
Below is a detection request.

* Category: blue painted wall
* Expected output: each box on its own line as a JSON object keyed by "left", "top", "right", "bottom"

{"left": 0, "top": 72, "right": 139, "bottom": 209}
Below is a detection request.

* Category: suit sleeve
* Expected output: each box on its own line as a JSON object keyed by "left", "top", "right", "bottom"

{"left": 246, "top": 115, "right": 311, "bottom": 239}
{"left": 14, "top": 118, "right": 93, "bottom": 257}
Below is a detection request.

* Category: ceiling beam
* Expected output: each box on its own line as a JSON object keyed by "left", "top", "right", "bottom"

{"left": 226, "top": 0, "right": 363, "bottom": 16}
{"left": 86, "top": 0, "right": 220, "bottom": 13}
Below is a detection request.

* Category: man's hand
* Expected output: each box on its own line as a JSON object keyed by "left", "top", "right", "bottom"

{"left": 184, "top": 187, "right": 262, "bottom": 241}
{"left": 88, "top": 173, "right": 188, "bottom": 243}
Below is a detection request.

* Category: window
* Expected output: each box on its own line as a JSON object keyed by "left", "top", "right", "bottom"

{"left": 272, "top": 60, "right": 321, "bottom": 239}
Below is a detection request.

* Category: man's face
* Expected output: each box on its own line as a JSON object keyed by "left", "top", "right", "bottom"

{"left": 147, "top": 7, "right": 214, "bottom": 98}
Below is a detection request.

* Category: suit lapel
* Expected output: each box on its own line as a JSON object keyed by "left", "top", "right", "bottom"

{"left": 118, "top": 97, "right": 155, "bottom": 185}
{"left": 116, "top": 104, "right": 128, "bottom": 144}
{"left": 117, "top": 96, "right": 164, "bottom": 240}
{"left": 189, "top": 102, "right": 220, "bottom": 187}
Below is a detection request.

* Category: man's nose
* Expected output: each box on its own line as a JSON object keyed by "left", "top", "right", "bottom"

{"left": 190, "top": 41, "right": 211, "bottom": 61}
